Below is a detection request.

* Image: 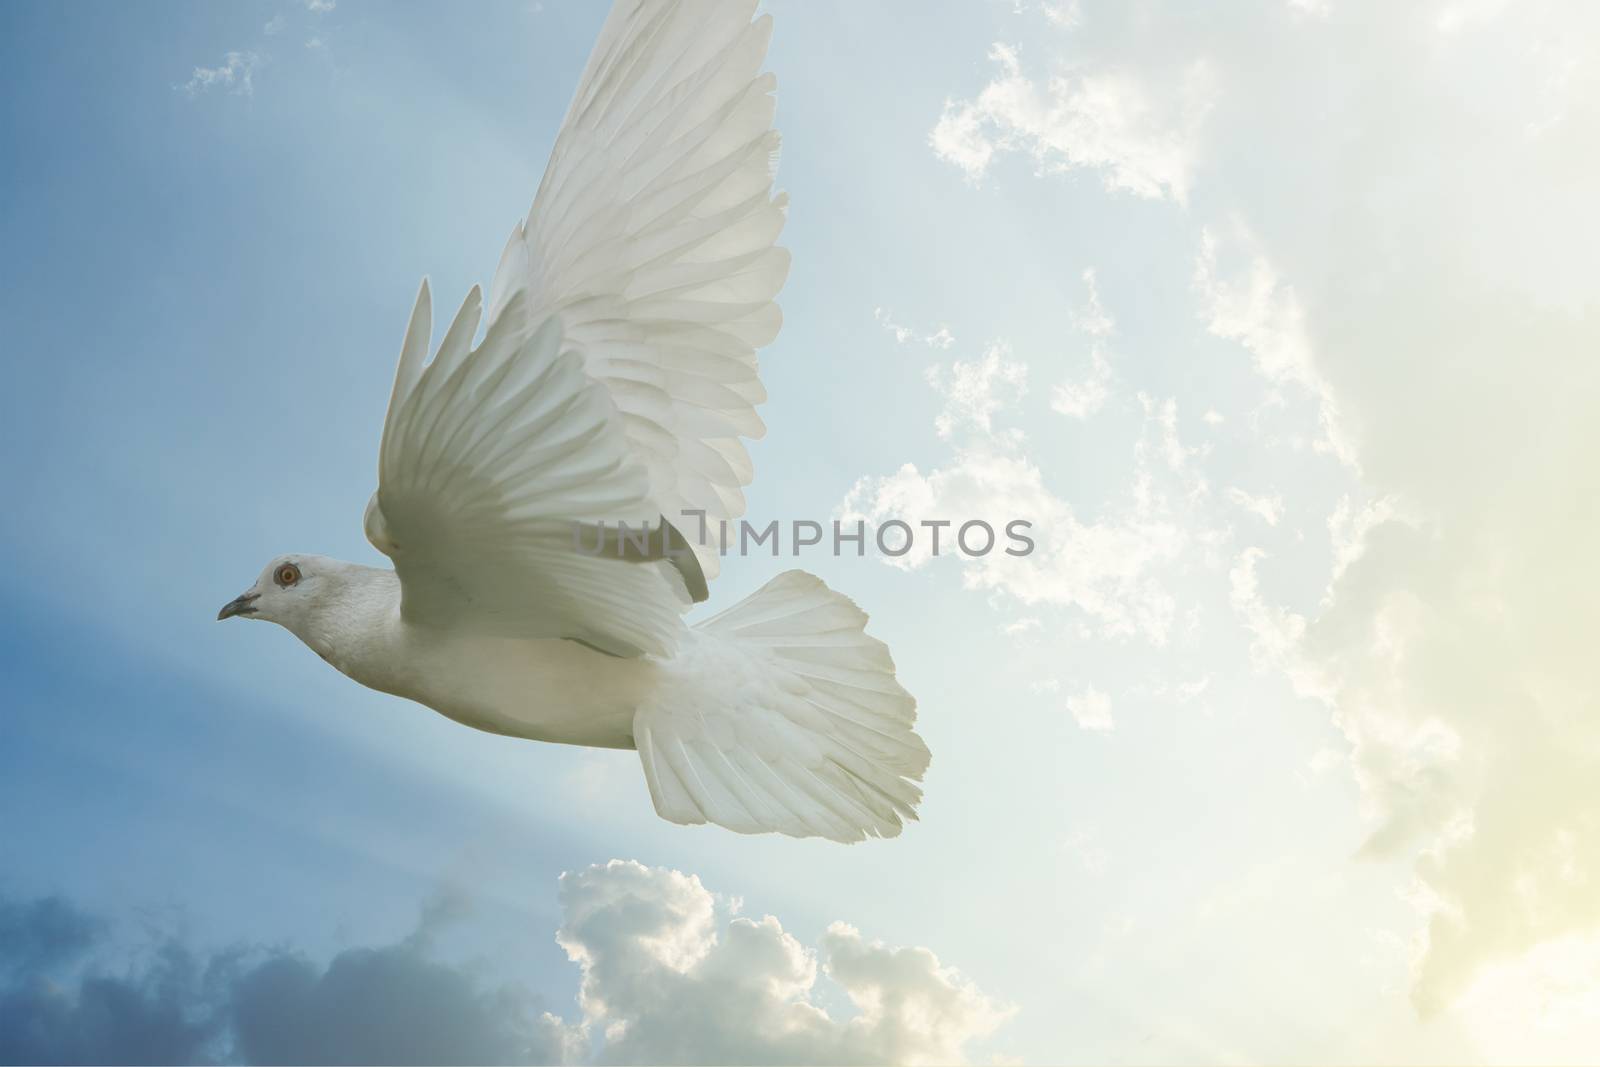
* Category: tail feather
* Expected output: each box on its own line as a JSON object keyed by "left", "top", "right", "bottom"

{"left": 634, "top": 570, "right": 929, "bottom": 842}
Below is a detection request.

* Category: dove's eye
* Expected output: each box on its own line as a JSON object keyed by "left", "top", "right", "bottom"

{"left": 275, "top": 563, "right": 302, "bottom": 588}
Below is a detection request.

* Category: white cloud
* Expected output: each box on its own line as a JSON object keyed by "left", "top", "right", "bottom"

{"left": 305, "top": 0, "right": 336, "bottom": 12}
{"left": 1324, "top": 493, "right": 1405, "bottom": 592}
{"left": 1051, "top": 269, "right": 1116, "bottom": 419}
{"left": 1227, "top": 548, "right": 1322, "bottom": 699}
{"left": 843, "top": 336, "right": 1216, "bottom": 645}
{"left": 1042, "top": 1, "right": 1083, "bottom": 27}
{"left": 1225, "top": 487, "right": 1284, "bottom": 527}
{"left": 876, "top": 306, "right": 915, "bottom": 344}
{"left": 178, "top": 52, "right": 260, "bottom": 98}
{"left": 264, "top": 13, "right": 286, "bottom": 35}
{"left": 1011, "top": 0, "right": 1083, "bottom": 27}
{"left": 858, "top": 253, "right": 1218, "bottom": 655}
{"left": 1178, "top": 1, "right": 1600, "bottom": 1010}
{"left": 1064, "top": 828, "right": 1109, "bottom": 875}
{"left": 940, "top": 0, "right": 1600, "bottom": 1029}
{"left": 1445, "top": 928, "right": 1600, "bottom": 1060}
{"left": 876, "top": 307, "right": 956, "bottom": 349}
{"left": 1050, "top": 355, "right": 1111, "bottom": 419}
{"left": 1433, "top": 0, "right": 1512, "bottom": 33}
{"left": 1066, "top": 686, "right": 1114, "bottom": 731}
{"left": 931, "top": 43, "right": 1215, "bottom": 203}
{"left": 1192, "top": 226, "right": 1356, "bottom": 467}
{"left": 927, "top": 341, "right": 1027, "bottom": 441}
{"left": 1069, "top": 272, "right": 1114, "bottom": 340}
{"left": 553, "top": 860, "right": 1014, "bottom": 1065}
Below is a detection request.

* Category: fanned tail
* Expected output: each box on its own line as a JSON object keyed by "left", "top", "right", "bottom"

{"left": 633, "top": 570, "right": 929, "bottom": 842}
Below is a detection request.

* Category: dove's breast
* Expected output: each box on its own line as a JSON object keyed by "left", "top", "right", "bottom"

{"left": 296, "top": 567, "right": 667, "bottom": 750}
{"left": 359, "top": 622, "right": 662, "bottom": 750}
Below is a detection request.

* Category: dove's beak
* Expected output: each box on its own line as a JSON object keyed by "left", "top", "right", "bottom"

{"left": 217, "top": 591, "right": 260, "bottom": 620}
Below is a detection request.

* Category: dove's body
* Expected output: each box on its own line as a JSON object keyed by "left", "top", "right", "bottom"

{"left": 285, "top": 564, "right": 650, "bottom": 748}
{"left": 388, "top": 630, "right": 652, "bottom": 750}
{"left": 220, "top": 0, "right": 931, "bottom": 842}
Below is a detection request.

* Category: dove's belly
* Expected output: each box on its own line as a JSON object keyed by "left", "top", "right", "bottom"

{"left": 361, "top": 626, "right": 664, "bottom": 750}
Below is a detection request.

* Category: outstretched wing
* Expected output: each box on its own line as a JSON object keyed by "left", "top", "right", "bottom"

{"left": 366, "top": 0, "right": 786, "bottom": 655}
{"left": 487, "top": 0, "right": 789, "bottom": 581}
{"left": 367, "top": 284, "right": 692, "bottom": 658}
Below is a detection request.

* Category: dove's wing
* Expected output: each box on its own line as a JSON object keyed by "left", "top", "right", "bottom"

{"left": 486, "top": 0, "right": 789, "bottom": 582}
{"left": 366, "top": 285, "right": 691, "bottom": 658}
{"left": 365, "top": 0, "right": 787, "bottom": 656}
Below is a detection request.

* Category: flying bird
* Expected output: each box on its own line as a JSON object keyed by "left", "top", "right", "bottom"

{"left": 218, "top": 0, "right": 929, "bottom": 842}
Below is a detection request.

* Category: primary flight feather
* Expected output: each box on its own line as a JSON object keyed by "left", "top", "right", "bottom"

{"left": 218, "top": 0, "right": 930, "bottom": 842}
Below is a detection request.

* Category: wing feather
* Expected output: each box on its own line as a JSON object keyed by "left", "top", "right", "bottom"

{"left": 487, "top": 0, "right": 788, "bottom": 579}
{"left": 368, "top": 293, "right": 690, "bottom": 657}
{"left": 366, "top": 0, "right": 785, "bottom": 651}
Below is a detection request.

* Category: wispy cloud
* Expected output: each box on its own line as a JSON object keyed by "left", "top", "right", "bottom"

{"left": 1192, "top": 226, "right": 1356, "bottom": 467}
{"left": 928, "top": 341, "right": 1028, "bottom": 441}
{"left": 1066, "top": 685, "right": 1115, "bottom": 731}
{"left": 1051, "top": 269, "right": 1116, "bottom": 420}
{"left": 842, "top": 329, "right": 1217, "bottom": 647}
{"left": 177, "top": 51, "right": 261, "bottom": 98}
{"left": 1225, "top": 487, "right": 1284, "bottom": 527}
{"left": 876, "top": 306, "right": 957, "bottom": 350}
{"left": 931, "top": 42, "right": 1215, "bottom": 202}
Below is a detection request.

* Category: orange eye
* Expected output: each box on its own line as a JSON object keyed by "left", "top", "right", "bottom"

{"left": 275, "top": 563, "right": 301, "bottom": 587}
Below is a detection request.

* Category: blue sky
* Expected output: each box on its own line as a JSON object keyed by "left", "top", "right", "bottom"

{"left": 5, "top": 0, "right": 1600, "bottom": 1063}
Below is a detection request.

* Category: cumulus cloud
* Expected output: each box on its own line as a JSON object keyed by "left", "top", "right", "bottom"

{"left": 0, "top": 864, "right": 1011, "bottom": 1066}
{"left": 930, "top": 42, "right": 1214, "bottom": 202}
{"left": 1446, "top": 927, "right": 1600, "bottom": 1060}
{"left": 931, "top": 0, "right": 1600, "bottom": 1018}
{"left": 961, "top": 0, "right": 1600, "bottom": 1014}
{"left": 178, "top": 51, "right": 261, "bottom": 98}
{"left": 0, "top": 896, "right": 217, "bottom": 1065}
{"left": 229, "top": 934, "right": 581, "bottom": 1064}
{"left": 1202, "top": 2, "right": 1600, "bottom": 1011}
{"left": 0, "top": 890, "right": 575, "bottom": 1066}
{"left": 558, "top": 861, "right": 1012, "bottom": 1065}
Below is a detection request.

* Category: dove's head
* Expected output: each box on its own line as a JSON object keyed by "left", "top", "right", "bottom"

{"left": 218, "top": 554, "right": 341, "bottom": 628}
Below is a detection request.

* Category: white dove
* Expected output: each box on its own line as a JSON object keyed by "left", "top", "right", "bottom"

{"left": 218, "top": 0, "right": 929, "bottom": 842}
